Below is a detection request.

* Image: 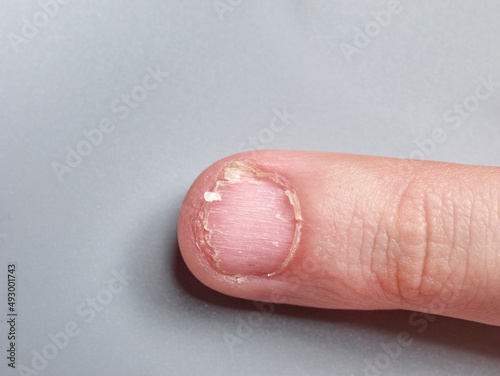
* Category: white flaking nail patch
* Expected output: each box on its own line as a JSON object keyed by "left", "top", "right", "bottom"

{"left": 204, "top": 192, "right": 222, "bottom": 202}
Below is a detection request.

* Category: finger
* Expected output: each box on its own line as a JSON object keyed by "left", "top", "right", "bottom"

{"left": 178, "top": 150, "right": 500, "bottom": 326}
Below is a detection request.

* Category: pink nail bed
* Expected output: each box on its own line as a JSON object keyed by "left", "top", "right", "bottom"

{"left": 198, "top": 162, "right": 302, "bottom": 276}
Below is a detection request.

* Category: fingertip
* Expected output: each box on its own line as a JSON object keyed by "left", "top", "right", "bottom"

{"left": 177, "top": 151, "right": 273, "bottom": 298}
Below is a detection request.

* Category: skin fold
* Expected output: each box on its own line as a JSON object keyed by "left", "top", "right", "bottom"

{"left": 178, "top": 150, "right": 500, "bottom": 326}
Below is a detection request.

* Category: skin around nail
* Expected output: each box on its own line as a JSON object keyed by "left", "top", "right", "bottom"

{"left": 178, "top": 150, "right": 500, "bottom": 326}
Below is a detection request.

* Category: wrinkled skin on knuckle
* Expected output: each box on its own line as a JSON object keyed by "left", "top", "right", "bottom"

{"left": 388, "top": 175, "right": 498, "bottom": 314}
{"left": 378, "top": 178, "right": 430, "bottom": 307}
{"left": 343, "top": 175, "right": 433, "bottom": 308}
{"left": 319, "top": 164, "right": 499, "bottom": 317}
{"left": 340, "top": 179, "right": 419, "bottom": 307}
{"left": 389, "top": 178, "right": 467, "bottom": 310}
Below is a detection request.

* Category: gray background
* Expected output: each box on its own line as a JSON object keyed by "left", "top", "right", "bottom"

{"left": 1, "top": 1, "right": 500, "bottom": 375}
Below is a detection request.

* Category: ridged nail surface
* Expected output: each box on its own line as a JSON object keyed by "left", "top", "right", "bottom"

{"left": 200, "top": 162, "right": 301, "bottom": 276}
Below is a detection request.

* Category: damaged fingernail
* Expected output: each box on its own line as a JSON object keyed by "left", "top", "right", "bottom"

{"left": 198, "top": 162, "right": 302, "bottom": 276}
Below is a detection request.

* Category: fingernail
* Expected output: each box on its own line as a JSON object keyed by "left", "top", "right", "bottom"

{"left": 200, "top": 162, "right": 302, "bottom": 276}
